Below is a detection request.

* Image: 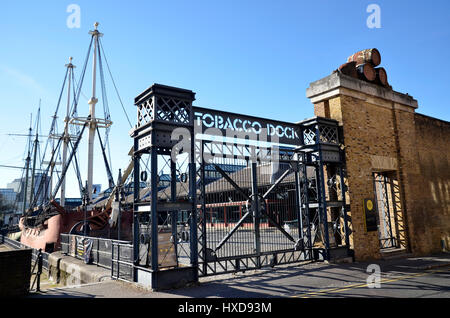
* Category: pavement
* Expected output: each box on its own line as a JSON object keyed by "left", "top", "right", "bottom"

{"left": 29, "top": 253, "right": 450, "bottom": 298}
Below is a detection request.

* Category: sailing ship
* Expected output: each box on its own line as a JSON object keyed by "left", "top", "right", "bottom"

{"left": 14, "top": 23, "right": 134, "bottom": 252}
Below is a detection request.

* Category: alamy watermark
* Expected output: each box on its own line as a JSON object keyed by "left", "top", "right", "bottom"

{"left": 366, "top": 264, "right": 381, "bottom": 288}
{"left": 366, "top": 4, "right": 381, "bottom": 29}
{"left": 66, "top": 4, "right": 81, "bottom": 29}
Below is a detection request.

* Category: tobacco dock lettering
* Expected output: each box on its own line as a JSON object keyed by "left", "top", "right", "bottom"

{"left": 194, "top": 109, "right": 299, "bottom": 142}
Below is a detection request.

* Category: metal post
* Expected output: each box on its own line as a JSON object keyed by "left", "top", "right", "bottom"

{"left": 314, "top": 124, "right": 331, "bottom": 261}
{"left": 97, "top": 238, "right": 100, "bottom": 268}
{"left": 150, "top": 146, "right": 158, "bottom": 272}
{"left": 111, "top": 241, "right": 114, "bottom": 278}
{"left": 200, "top": 142, "right": 207, "bottom": 275}
{"left": 117, "top": 242, "right": 121, "bottom": 280}
{"left": 118, "top": 202, "right": 122, "bottom": 242}
{"left": 251, "top": 161, "right": 261, "bottom": 268}
{"left": 294, "top": 165, "right": 303, "bottom": 240}
{"left": 339, "top": 165, "right": 350, "bottom": 247}
{"left": 189, "top": 129, "right": 198, "bottom": 277}
{"left": 170, "top": 160, "right": 178, "bottom": 265}
{"left": 316, "top": 162, "right": 330, "bottom": 260}
{"left": 36, "top": 249, "right": 42, "bottom": 292}
{"left": 301, "top": 159, "right": 313, "bottom": 260}
{"left": 132, "top": 151, "right": 140, "bottom": 267}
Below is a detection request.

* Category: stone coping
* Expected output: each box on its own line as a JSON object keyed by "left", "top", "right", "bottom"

{"left": 306, "top": 72, "right": 418, "bottom": 109}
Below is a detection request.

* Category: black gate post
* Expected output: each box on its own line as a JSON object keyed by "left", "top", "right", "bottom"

{"left": 294, "top": 161, "right": 304, "bottom": 246}
{"left": 170, "top": 160, "right": 179, "bottom": 265}
{"left": 189, "top": 128, "right": 198, "bottom": 277}
{"left": 251, "top": 161, "right": 261, "bottom": 268}
{"left": 200, "top": 141, "right": 208, "bottom": 276}
{"left": 339, "top": 164, "right": 350, "bottom": 247}
{"left": 132, "top": 84, "right": 201, "bottom": 288}
{"left": 316, "top": 159, "right": 331, "bottom": 261}
{"left": 150, "top": 146, "right": 159, "bottom": 277}
{"left": 132, "top": 138, "right": 140, "bottom": 270}
{"left": 36, "top": 249, "right": 42, "bottom": 292}
{"left": 301, "top": 158, "right": 313, "bottom": 260}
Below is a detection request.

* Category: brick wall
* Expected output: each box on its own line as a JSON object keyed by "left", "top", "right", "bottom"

{"left": 315, "top": 94, "right": 400, "bottom": 260}
{"left": 307, "top": 72, "right": 450, "bottom": 260}
{"left": 409, "top": 114, "right": 450, "bottom": 254}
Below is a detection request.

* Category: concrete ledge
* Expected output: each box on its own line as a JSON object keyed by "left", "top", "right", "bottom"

{"left": 135, "top": 266, "right": 198, "bottom": 291}
{"left": 48, "top": 251, "right": 111, "bottom": 286}
{"left": 48, "top": 252, "right": 63, "bottom": 283}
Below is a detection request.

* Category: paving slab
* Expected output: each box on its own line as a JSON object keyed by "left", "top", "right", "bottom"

{"left": 29, "top": 253, "right": 450, "bottom": 298}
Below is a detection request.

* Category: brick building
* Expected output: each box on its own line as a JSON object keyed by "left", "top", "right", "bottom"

{"left": 306, "top": 71, "right": 450, "bottom": 261}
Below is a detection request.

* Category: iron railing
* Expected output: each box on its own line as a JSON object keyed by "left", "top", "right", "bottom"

{"left": 111, "top": 241, "right": 134, "bottom": 282}
{"left": 60, "top": 234, "right": 133, "bottom": 281}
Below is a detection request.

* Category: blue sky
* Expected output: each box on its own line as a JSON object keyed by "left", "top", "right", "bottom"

{"left": 0, "top": 0, "right": 449, "bottom": 197}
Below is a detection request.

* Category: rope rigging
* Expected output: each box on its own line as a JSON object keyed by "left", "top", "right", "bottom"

{"left": 50, "top": 122, "right": 88, "bottom": 201}
{"left": 23, "top": 24, "right": 135, "bottom": 215}
{"left": 96, "top": 126, "right": 115, "bottom": 189}
{"left": 68, "top": 139, "right": 85, "bottom": 199}
{"left": 30, "top": 44, "right": 92, "bottom": 209}
{"left": 99, "top": 39, "right": 132, "bottom": 128}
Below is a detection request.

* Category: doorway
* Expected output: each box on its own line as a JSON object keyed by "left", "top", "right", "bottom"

{"left": 373, "top": 172, "right": 405, "bottom": 249}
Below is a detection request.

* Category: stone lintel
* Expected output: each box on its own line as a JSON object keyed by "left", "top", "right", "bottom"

{"left": 370, "top": 155, "right": 398, "bottom": 172}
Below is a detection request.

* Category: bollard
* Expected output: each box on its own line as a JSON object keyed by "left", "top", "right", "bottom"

{"left": 30, "top": 249, "right": 43, "bottom": 292}
{"left": 36, "top": 249, "right": 43, "bottom": 292}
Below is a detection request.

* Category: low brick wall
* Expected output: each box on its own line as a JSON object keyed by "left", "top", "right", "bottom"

{"left": 0, "top": 249, "right": 32, "bottom": 297}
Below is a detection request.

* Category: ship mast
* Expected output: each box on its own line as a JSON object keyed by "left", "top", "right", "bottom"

{"left": 69, "top": 22, "right": 111, "bottom": 204}
{"left": 15, "top": 21, "right": 115, "bottom": 216}
{"left": 29, "top": 104, "right": 41, "bottom": 206}
{"left": 60, "top": 57, "right": 75, "bottom": 207}
{"left": 86, "top": 23, "right": 100, "bottom": 204}
{"left": 22, "top": 115, "right": 33, "bottom": 213}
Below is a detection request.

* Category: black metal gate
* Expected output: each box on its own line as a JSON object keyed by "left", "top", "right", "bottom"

{"left": 131, "top": 84, "right": 351, "bottom": 283}
{"left": 194, "top": 118, "right": 351, "bottom": 276}
{"left": 373, "top": 172, "right": 401, "bottom": 249}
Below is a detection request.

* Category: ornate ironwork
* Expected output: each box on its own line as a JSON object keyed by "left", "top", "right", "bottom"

{"left": 131, "top": 84, "right": 350, "bottom": 281}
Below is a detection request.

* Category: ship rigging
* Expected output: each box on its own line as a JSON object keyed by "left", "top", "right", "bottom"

{"left": 14, "top": 22, "right": 135, "bottom": 249}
